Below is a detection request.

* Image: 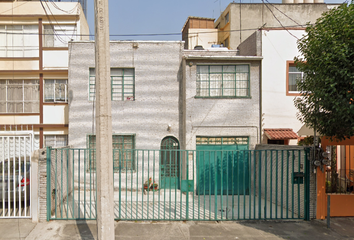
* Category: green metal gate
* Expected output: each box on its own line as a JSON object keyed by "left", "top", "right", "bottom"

{"left": 46, "top": 147, "right": 310, "bottom": 221}
{"left": 160, "top": 137, "right": 180, "bottom": 189}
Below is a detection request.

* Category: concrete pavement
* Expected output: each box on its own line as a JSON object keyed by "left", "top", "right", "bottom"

{"left": 1, "top": 218, "right": 354, "bottom": 240}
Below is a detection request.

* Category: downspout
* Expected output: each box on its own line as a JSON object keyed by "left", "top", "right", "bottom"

{"left": 259, "top": 59, "right": 262, "bottom": 144}
{"left": 181, "top": 56, "right": 186, "bottom": 150}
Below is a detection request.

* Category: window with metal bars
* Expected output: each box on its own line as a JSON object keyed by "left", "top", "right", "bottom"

{"left": 196, "top": 65, "right": 250, "bottom": 98}
{"left": 87, "top": 134, "right": 135, "bottom": 172}
{"left": 196, "top": 136, "right": 249, "bottom": 145}
{"left": 287, "top": 62, "right": 305, "bottom": 94}
{"left": 44, "top": 79, "right": 68, "bottom": 102}
{"left": 89, "top": 68, "right": 135, "bottom": 101}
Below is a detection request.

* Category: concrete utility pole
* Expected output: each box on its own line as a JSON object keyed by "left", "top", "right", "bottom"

{"left": 94, "top": 0, "right": 114, "bottom": 239}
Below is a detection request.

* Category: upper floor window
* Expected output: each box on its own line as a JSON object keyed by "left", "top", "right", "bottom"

{"left": 89, "top": 68, "right": 135, "bottom": 101}
{"left": 225, "top": 13, "right": 230, "bottom": 25}
{"left": 196, "top": 65, "right": 250, "bottom": 98}
{"left": 43, "top": 25, "right": 77, "bottom": 48}
{"left": 44, "top": 79, "right": 68, "bottom": 103}
{"left": 287, "top": 61, "right": 305, "bottom": 95}
{"left": 0, "top": 25, "right": 38, "bottom": 57}
{"left": 0, "top": 80, "right": 39, "bottom": 113}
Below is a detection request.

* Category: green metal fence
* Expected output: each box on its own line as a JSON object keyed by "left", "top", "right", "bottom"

{"left": 46, "top": 148, "right": 310, "bottom": 221}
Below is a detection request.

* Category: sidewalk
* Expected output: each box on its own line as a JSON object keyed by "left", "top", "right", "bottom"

{"left": 1, "top": 218, "right": 354, "bottom": 240}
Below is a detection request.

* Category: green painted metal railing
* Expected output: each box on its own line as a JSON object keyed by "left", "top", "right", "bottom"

{"left": 46, "top": 148, "right": 310, "bottom": 221}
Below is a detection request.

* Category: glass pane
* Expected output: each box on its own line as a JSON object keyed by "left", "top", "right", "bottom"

{"left": 223, "top": 65, "right": 235, "bottom": 73}
{"left": 55, "top": 80, "right": 67, "bottom": 101}
{"left": 44, "top": 80, "right": 54, "bottom": 101}
{"left": 8, "top": 84, "right": 23, "bottom": 101}
{"left": 197, "top": 66, "right": 208, "bottom": 74}
{"left": 124, "top": 69, "right": 134, "bottom": 77}
{"left": 111, "top": 68, "right": 123, "bottom": 76}
{"left": 0, "top": 82, "right": 5, "bottom": 101}
{"left": 89, "top": 68, "right": 96, "bottom": 76}
{"left": 210, "top": 65, "right": 222, "bottom": 73}
{"left": 289, "top": 66, "right": 300, "bottom": 73}
{"left": 236, "top": 65, "right": 249, "bottom": 73}
{"left": 0, "top": 102, "right": 5, "bottom": 112}
{"left": 24, "top": 102, "right": 39, "bottom": 113}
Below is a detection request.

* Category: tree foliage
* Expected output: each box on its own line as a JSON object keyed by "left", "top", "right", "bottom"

{"left": 295, "top": 2, "right": 354, "bottom": 141}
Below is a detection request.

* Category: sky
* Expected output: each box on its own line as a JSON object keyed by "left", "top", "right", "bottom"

{"left": 85, "top": 0, "right": 346, "bottom": 41}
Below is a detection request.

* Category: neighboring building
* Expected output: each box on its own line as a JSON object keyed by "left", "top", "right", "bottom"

{"left": 212, "top": 1, "right": 339, "bottom": 144}
{"left": 183, "top": 50, "right": 262, "bottom": 151}
{"left": 238, "top": 28, "right": 307, "bottom": 144}
{"left": 214, "top": 2, "right": 339, "bottom": 49}
{"left": 182, "top": 17, "right": 218, "bottom": 50}
{"left": 0, "top": 0, "right": 89, "bottom": 149}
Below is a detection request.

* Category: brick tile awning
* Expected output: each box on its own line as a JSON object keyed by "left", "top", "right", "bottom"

{"left": 264, "top": 128, "right": 299, "bottom": 140}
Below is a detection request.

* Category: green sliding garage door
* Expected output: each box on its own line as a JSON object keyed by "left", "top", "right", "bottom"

{"left": 196, "top": 137, "right": 249, "bottom": 195}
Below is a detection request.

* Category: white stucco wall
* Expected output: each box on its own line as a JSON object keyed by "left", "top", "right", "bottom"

{"left": 43, "top": 105, "right": 68, "bottom": 124}
{"left": 43, "top": 51, "right": 69, "bottom": 69}
{"left": 187, "top": 29, "right": 218, "bottom": 50}
{"left": 261, "top": 30, "right": 306, "bottom": 143}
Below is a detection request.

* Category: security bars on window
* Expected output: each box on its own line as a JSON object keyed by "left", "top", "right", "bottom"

{"left": 44, "top": 80, "right": 68, "bottom": 102}
{"left": 288, "top": 66, "right": 305, "bottom": 93}
{"left": 88, "top": 135, "right": 135, "bottom": 172}
{"left": 89, "top": 68, "right": 135, "bottom": 101}
{"left": 196, "top": 137, "right": 249, "bottom": 145}
{"left": 196, "top": 65, "right": 250, "bottom": 98}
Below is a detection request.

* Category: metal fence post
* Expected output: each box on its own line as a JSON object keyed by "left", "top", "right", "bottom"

{"left": 46, "top": 147, "right": 52, "bottom": 221}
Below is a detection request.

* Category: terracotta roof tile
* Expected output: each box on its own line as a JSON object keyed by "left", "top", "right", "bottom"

{"left": 264, "top": 128, "right": 299, "bottom": 140}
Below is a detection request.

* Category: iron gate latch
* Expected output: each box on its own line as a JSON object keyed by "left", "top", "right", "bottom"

{"left": 293, "top": 172, "right": 304, "bottom": 184}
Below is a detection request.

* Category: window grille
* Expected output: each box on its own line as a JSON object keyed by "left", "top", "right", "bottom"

{"left": 44, "top": 79, "right": 68, "bottom": 102}
{"left": 196, "top": 65, "right": 250, "bottom": 98}
{"left": 89, "top": 68, "right": 135, "bottom": 101}
{"left": 88, "top": 135, "right": 135, "bottom": 172}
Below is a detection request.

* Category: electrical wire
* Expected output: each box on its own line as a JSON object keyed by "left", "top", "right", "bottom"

{"left": 264, "top": 0, "right": 303, "bottom": 27}
{"left": 39, "top": 0, "right": 66, "bottom": 44}
{"left": 0, "top": 2, "right": 28, "bottom": 15}
{"left": 48, "top": 0, "right": 79, "bottom": 14}
{"left": 261, "top": 0, "right": 299, "bottom": 40}
{"left": 0, "top": 23, "right": 308, "bottom": 38}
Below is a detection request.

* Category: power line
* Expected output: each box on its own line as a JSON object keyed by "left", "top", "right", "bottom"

{"left": 261, "top": 0, "right": 299, "bottom": 40}
{"left": 39, "top": 0, "right": 66, "bottom": 44}
{"left": 264, "top": 0, "right": 303, "bottom": 27}
{"left": 0, "top": 23, "right": 308, "bottom": 38}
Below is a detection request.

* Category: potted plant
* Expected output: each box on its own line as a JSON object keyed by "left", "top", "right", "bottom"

{"left": 143, "top": 177, "right": 158, "bottom": 191}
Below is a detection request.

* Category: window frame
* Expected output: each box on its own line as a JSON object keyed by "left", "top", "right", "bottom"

{"left": 43, "top": 24, "right": 77, "bottom": 48}
{"left": 86, "top": 134, "right": 136, "bottom": 172}
{"left": 0, "top": 79, "right": 40, "bottom": 113}
{"left": 44, "top": 79, "right": 68, "bottom": 103}
{"left": 195, "top": 64, "right": 251, "bottom": 98}
{"left": 89, "top": 68, "right": 135, "bottom": 101}
{"left": 225, "top": 12, "right": 230, "bottom": 25}
{"left": 196, "top": 136, "right": 249, "bottom": 146}
{"left": 286, "top": 61, "right": 305, "bottom": 96}
{"left": 44, "top": 135, "right": 68, "bottom": 148}
{"left": 0, "top": 25, "right": 39, "bottom": 57}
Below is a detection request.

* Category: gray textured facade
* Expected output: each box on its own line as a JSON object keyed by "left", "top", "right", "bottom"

{"left": 68, "top": 41, "right": 261, "bottom": 150}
